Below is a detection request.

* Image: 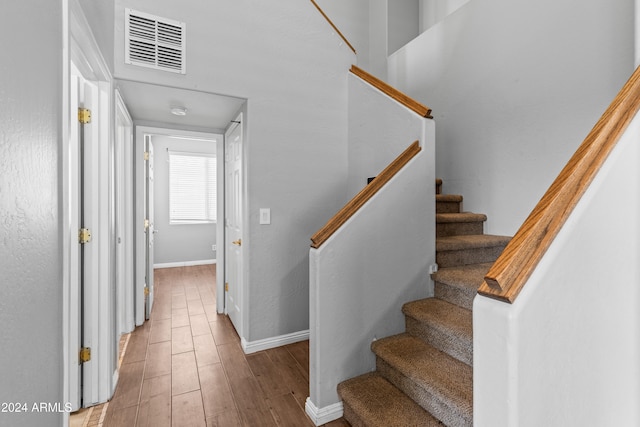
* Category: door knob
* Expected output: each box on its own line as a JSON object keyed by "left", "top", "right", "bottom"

{"left": 232, "top": 239, "right": 242, "bottom": 246}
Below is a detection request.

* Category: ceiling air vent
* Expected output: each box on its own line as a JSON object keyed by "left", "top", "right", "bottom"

{"left": 125, "top": 8, "right": 186, "bottom": 74}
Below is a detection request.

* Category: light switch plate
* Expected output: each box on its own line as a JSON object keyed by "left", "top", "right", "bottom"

{"left": 259, "top": 208, "right": 271, "bottom": 225}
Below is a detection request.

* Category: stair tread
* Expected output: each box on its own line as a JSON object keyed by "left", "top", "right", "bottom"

{"left": 372, "top": 334, "right": 472, "bottom": 421}
{"left": 436, "top": 212, "right": 487, "bottom": 223}
{"left": 432, "top": 263, "right": 492, "bottom": 291}
{"left": 338, "top": 372, "right": 444, "bottom": 427}
{"left": 403, "top": 298, "right": 472, "bottom": 344}
{"left": 436, "top": 194, "right": 462, "bottom": 202}
{"left": 436, "top": 234, "right": 510, "bottom": 251}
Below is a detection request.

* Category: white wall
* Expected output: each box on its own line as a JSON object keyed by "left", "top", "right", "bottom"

{"left": 419, "top": 0, "right": 470, "bottom": 33}
{"left": 0, "top": 2, "right": 64, "bottom": 426}
{"left": 151, "top": 134, "right": 219, "bottom": 266}
{"left": 79, "top": 0, "right": 114, "bottom": 71}
{"left": 474, "top": 109, "right": 640, "bottom": 426}
{"left": 347, "top": 73, "right": 431, "bottom": 196}
{"left": 388, "top": 1, "right": 419, "bottom": 55}
{"left": 308, "top": 73, "right": 436, "bottom": 424}
{"left": 309, "top": 145, "right": 434, "bottom": 422}
{"left": 113, "top": 0, "right": 355, "bottom": 343}
{"left": 389, "top": 0, "right": 634, "bottom": 236}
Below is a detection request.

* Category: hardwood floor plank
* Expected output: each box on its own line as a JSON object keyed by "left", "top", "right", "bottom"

{"left": 172, "top": 351, "right": 201, "bottom": 396}
{"left": 172, "top": 325, "right": 194, "bottom": 354}
{"left": 172, "top": 293, "right": 188, "bottom": 309}
{"left": 217, "top": 342, "right": 253, "bottom": 383}
{"left": 108, "top": 360, "right": 145, "bottom": 410}
{"left": 246, "top": 352, "right": 290, "bottom": 397}
{"left": 228, "top": 377, "right": 277, "bottom": 427}
{"left": 202, "top": 304, "right": 218, "bottom": 324}
{"left": 205, "top": 410, "right": 242, "bottom": 427}
{"left": 210, "top": 317, "right": 238, "bottom": 345}
{"left": 150, "top": 318, "right": 172, "bottom": 344}
{"left": 265, "top": 346, "right": 310, "bottom": 408}
{"left": 285, "top": 341, "right": 310, "bottom": 381}
{"left": 267, "top": 393, "right": 315, "bottom": 427}
{"left": 198, "top": 363, "right": 236, "bottom": 419}
{"left": 193, "top": 333, "right": 221, "bottom": 367}
{"left": 172, "top": 390, "right": 206, "bottom": 427}
{"left": 145, "top": 341, "right": 172, "bottom": 379}
{"left": 103, "top": 404, "right": 138, "bottom": 427}
{"left": 136, "top": 374, "right": 171, "bottom": 427}
{"left": 187, "top": 298, "right": 205, "bottom": 316}
{"left": 172, "top": 307, "right": 191, "bottom": 329}
{"left": 190, "top": 314, "right": 212, "bottom": 337}
{"left": 125, "top": 324, "right": 150, "bottom": 363}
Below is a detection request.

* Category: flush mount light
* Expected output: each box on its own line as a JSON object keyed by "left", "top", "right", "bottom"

{"left": 170, "top": 106, "right": 188, "bottom": 116}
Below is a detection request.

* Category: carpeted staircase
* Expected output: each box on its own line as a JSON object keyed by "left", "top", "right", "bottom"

{"left": 337, "top": 179, "right": 511, "bottom": 426}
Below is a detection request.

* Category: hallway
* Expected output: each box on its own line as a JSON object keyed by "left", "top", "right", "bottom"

{"left": 74, "top": 265, "right": 347, "bottom": 426}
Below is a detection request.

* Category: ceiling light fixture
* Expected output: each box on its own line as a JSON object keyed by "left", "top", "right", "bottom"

{"left": 170, "top": 106, "right": 188, "bottom": 116}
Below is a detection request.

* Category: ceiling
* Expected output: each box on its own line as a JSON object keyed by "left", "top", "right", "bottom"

{"left": 115, "top": 79, "right": 245, "bottom": 130}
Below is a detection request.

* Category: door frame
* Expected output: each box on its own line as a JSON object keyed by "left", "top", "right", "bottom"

{"left": 134, "top": 126, "right": 224, "bottom": 324}
{"left": 115, "top": 89, "right": 135, "bottom": 335}
{"left": 64, "top": 0, "right": 119, "bottom": 412}
{"left": 223, "top": 114, "right": 248, "bottom": 340}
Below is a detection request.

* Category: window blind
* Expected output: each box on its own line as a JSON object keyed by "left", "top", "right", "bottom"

{"left": 169, "top": 151, "right": 216, "bottom": 223}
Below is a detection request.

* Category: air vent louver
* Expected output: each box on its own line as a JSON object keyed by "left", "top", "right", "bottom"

{"left": 125, "top": 9, "right": 186, "bottom": 74}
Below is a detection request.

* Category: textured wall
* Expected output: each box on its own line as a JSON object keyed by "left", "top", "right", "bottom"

{"left": 474, "top": 110, "right": 640, "bottom": 426}
{"left": 389, "top": 0, "right": 634, "bottom": 236}
{"left": 0, "top": 2, "right": 64, "bottom": 426}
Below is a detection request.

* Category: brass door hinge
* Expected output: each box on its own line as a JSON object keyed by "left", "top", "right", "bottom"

{"left": 144, "top": 219, "right": 149, "bottom": 230}
{"left": 225, "top": 282, "right": 229, "bottom": 292}
{"left": 143, "top": 151, "right": 149, "bottom": 161}
{"left": 144, "top": 286, "right": 150, "bottom": 297}
{"left": 79, "top": 347, "right": 91, "bottom": 363}
{"left": 78, "top": 108, "right": 91, "bottom": 124}
{"left": 78, "top": 228, "right": 92, "bottom": 244}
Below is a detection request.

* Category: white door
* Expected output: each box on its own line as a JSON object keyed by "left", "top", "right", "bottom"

{"left": 144, "top": 136, "right": 156, "bottom": 319}
{"left": 115, "top": 90, "right": 135, "bottom": 335}
{"left": 225, "top": 115, "right": 243, "bottom": 334}
{"left": 79, "top": 75, "right": 99, "bottom": 408}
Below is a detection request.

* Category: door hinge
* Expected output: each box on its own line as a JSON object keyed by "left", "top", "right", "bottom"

{"left": 78, "top": 228, "right": 92, "bottom": 244}
{"left": 225, "top": 282, "right": 229, "bottom": 292}
{"left": 144, "top": 286, "right": 150, "bottom": 297}
{"left": 144, "top": 219, "right": 149, "bottom": 230}
{"left": 143, "top": 151, "right": 149, "bottom": 161}
{"left": 79, "top": 347, "right": 91, "bottom": 363}
{"left": 78, "top": 108, "right": 92, "bottom": 124}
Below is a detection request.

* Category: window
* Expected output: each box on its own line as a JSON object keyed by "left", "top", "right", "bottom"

{"left": 169, "top": 151, "right": 216, "bottom": 224}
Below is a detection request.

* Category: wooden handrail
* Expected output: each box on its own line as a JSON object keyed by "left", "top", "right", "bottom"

{"left": 311, "top": 141, "right": 422, "bottom": 249}
{"left": 478, "top": 65, "right": 640, "bottom": 303}
{"left": 310, "top": 0, "right": 356, "bottom": 54}
{"left": 350, "top": 65, "right": 434, "bottom": 119}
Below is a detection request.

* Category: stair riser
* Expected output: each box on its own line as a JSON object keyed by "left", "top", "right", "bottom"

{"left": 434, "top": 282, "right": 475, "bottom": 311}
{"left": 376, "top": 358, "right": 472, "bottom": 427}
{"left": 405, "top": 317, "right": 473, "bottom": 366}
{"left": 436, "top": 222, "right": 484, "bottom": 237}
{"left": 436, "top": 201, "right": 461, "bottom": 214}
{"left": 342, "top": 403, "right": 367, "bottom": 427}
{"left": 436, "top": 245, "right": 506, "bottom": 268}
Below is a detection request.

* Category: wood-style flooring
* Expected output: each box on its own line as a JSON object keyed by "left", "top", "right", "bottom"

{"left": 97, "top": 264, "right": 348, "bottom": 427}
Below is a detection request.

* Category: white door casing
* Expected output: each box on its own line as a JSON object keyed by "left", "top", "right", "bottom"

{"left": 145, "top": 136, "right": 156, "bottom": 319}
{"left": 225, "top": 115, "right": 244, "bottom": 337}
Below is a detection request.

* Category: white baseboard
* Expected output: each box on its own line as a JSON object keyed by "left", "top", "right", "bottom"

{"left": 241, "top": 329, "right": 309, "bottom": 354}
{"left": 154, "top": 259, "right": 216, "bottom": 269}
{"left": 305, "top": 398, "right": 343, "bottom": 426}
